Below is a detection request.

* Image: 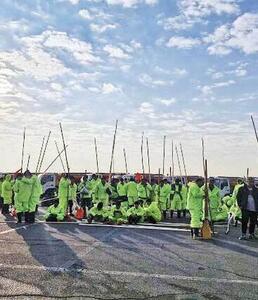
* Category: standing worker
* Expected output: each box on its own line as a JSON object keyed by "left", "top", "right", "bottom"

{"left": 1, "top": 174, "right": 13, "bottom": 215}
{"left": 94, "top": 177, "right": 111, "bottom": 206}
{"left": 117, "top": 178, "right": 128, "bottom": 208}
{"left": 68, "top": 176, "right": 77, "bottom": 216}
{"left": 207, "top": 177, "right": 221, "bottom": 222}
{"left": 78, "top": 175, "right": 91, "bottom": 218}
{"left": 137, "top": 178, "right": 152, "bottom": 204}
{"left": 156, "top": 179, "right": 171, "bottom": 220}
{"left": 58, "top": 174, "right": 71, "bottom": 215}
{"left": 170, "top": 178, "right": 185, "bottom": 218}
{"left": 237, "top": 177, "right": 258, "bottom": 240}
{"left": 126, "top": 177, "right": 138, "bottom": 207}
{"left": 28, "top": 173, "right": 42, "bottom": 223}
{"left": 187, "top": 177, "right": 204, "bottom": 239}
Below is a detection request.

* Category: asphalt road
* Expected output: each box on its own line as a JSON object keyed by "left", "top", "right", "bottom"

{"left": 0, "top": 213, "right": 257, "bottom": 299}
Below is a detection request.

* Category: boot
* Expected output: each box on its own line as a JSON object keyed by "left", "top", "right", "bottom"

{"left": 16, "top": 212, "right": 23, "bottom": 224}
{"left": 163, "top": 211, "right": 167, "bottom": 220}
{"left": 28, "top": 212, "right": 35, "bottom": 223}
{"left": 24, "top": 211, "right": 29, "bottom": 223}
{"left": 170, "top": 210, "right": 174, "bottom": 218}
{"left": 183, "top": 210, "right": 186, "bottom": 218}
{"left": 193, "top": 228, "right": 200, "bottom": 239}
{"left": 190, "top": 228, "right": 194, "bottom": 238}
{"left": 177, "top": 211, "right": 181, "bottom": 218}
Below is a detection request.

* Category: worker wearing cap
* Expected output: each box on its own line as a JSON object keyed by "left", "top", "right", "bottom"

{"left": 207, "top": 177, "right": 221, "bottom": 222}
{"left": 144, "top": 198, "right": 161, "bottom": 223}
{"left": 170, "top": 178, "right": 185, "bottom": 218}
{"left": 1, "top": 174, "right": 13, "bottom": 214}
{"left": 45, "top": 201, "right": 65, "bottom": 222}
{"left": 127, "top": 200, "right": 145, "bottom": 224}
{"left": 117, "top": 178, "right": 128, "bottom": 208}
{"left": 28, "top": 174, "right": 42, "bottom": 223}
{"left": 94, "top": 177, "right": 111, "bottom": 206}
{"left": 156, "top": 179, "right": 171, "bottom": 220}
{"left": 58, "top": 174, "right": 71, "bottom": 214}
{"left": 137, "top": 178, "right": 152, "bottom": 204}
{"left": 78, "top": 175, "right": 91, "bottom": 218}
{"left": 13, "top": 171, "right": 33, "bottom": 223}
{"left": 108, "top": 201, "right": 127, "bottom": 224}
{"left": 126, "top": 177, "right": 138, "bottom": 207}
{"left": 87, "top": 201, "right": 110, "bottom": 223}
{"left": 187, "top": 177, "right": 205, "bottom": 239}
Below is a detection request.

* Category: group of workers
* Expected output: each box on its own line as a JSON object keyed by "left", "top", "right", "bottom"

{"left": 0, "top": 171, "right": 42, "bottom": 223}
{"left": 1, "top": 171, "right": 257, "bottom": 240}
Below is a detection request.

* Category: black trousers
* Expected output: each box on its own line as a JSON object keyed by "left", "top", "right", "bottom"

{"left": 46, "top": 214, "right": 58, "bottom": 222}
{"left": 241, "top": 209, "right": 257, "bottom": 235}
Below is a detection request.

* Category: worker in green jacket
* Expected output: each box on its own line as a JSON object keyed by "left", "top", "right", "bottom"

{"left": 94, "top": 178, "right": 112, "bottom": 206}
{"left": 144, "top": 198, "right": 161, "bottom": 223}
{"left": 1, "top": 174, "right": 13, "bottom": 214}
{"left": 117, "top": 178, "right": 128, "bottom": 208}
{"left": 231, "top": 178, "right": 244, "bottom": 205}
{"left": 13, "top": 171, "right": 33, "bottom": 222}
{"left": 156, "top": 179, "right": 171, "bottom": 220}
{"left": 207, "top": 177, "right": 221, "bottom": 222}
{"left": 187, "top": 177, "right": 204, "bottom": 239}
{"left": 137, "top": 178, "right": 152, "bottom": 203}
{"left": 45, "top": 201, "right": 65, "bottom": 222}
{"left": 28, "top": 174, "right": 42, "bottom": 223}
{"left": 213, "top": 203, "right": 228, "bottom": 222}
{"left": 108, "top": 201, "right": 127, "bottom": 224}
{"left": 58, "top": 175, "right": 71, "bottom": 214}
{"left": 170, "top": 178, "right": 185, "bottom": 219}
{"left": 68, "top": 176, "right": 77, "bottom": 216}
{"left": 87, "top": 201, "right": 110, "bottom": 223}
{"left": 89, "top": 174, "right": 101, "bottom": 203}
{"left": 126, "top": 177, "right": 138, "bottom": 206}
{"left": 127, "top": 200, "right": 145, "bottom": 224}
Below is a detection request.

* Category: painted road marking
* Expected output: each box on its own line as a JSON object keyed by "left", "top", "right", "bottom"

{"left": 0, "top": 264, "right": 257, "bottom": 286}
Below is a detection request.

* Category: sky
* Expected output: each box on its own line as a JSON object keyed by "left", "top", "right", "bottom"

{"left": 0, "top": 0, "right": 258, "bottom": 176}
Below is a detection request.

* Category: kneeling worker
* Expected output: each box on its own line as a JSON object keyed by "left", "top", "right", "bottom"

{"left": 87, "top": 202, "right": 109, "bottom": 224}
{"left": 127, "top": 200, "right": 145, "bottom": 224}
{"left": 108, "top": 201, "right": 127, "bottom": 225}
{"left": 144, "top": 198, "right": 161, "bottom": 224}
{"left": 44, "top": 201, "right": 65, "bottom": 222}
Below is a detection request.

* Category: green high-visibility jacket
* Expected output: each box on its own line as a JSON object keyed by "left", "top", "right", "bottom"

{"left": 144, "top": 201, "right": 161, "bottom": 222}
{"left": 13, "top": 177, "right": 33, "bottom": 212}
{"left": 155, "top": 184, "right": 171, "bottom": 202}
{"left": 232, "top": 184, "right": 243, "bottom": 203}
{"left": 45, "top": 204, "right": 65, "bottom": 221}
{"left": 208, "top": 185, "right": 221, "bottom": 209}
{"left": 126, "top": 181, "right": 138, "bottom": 197}
{"left": 28, "top": 175, "right": 42, "bottom": 212}
{"left": 187, "top": 182, "right": 204, "bottom": 211}
{"left": 58, "top": 177, "right": 70, "bottom": 210}
{"left": 0, "top": 181, "right": 3, "bottom": 197}
{"left": 2, "top": 175, "right": 13, "bottom": 204}
{"left": 88, "top": 205, "right": 109, "bottom": 218}
{"left": 69, "top": 183, "right": 77, "bottom": 201}
{"left": 137, "top": 183, "right": 152, "bottom": 199}
{"left": 94, "top": 182, "right": 111, "bottom": 204}
{"left": 108, "top": 205, "right": 127, "bottom": 221}
{"left": 127, "top": 206, "right": 145, "bottom": 218}
{"left": 117, "top": 182, "right": 127, "bottom": 197}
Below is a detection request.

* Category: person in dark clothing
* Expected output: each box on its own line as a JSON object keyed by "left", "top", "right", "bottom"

{"left": 237, "top": 177, "right": 258, "bottom": 240}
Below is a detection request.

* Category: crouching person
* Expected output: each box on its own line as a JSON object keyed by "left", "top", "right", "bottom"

{"left": 108, "top": 201, "right": 127, "bottom": 225}
{"left": 44, "top": 201, "right": 65, "bottom": 222}
{"left": 144, "top": 199, "right": 161, "bottom": 224}
{"left": 87, "top": 202, "right": 109, "bottom": 224}
{"left": 127, "top": 200, "right": 144, "bottom": 224}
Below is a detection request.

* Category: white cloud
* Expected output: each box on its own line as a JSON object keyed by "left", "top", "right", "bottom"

{"left": 157, "top": 98, "right": 177, "bottom": 106}
{"left": 172, "top": 68, "right": 188, "bottom": 77}
{"left": 158, "top": 0, "right": 239, "bottom": 31}
{"left": 198, "top": 80, "right": 236, "bottom": 95}
{"left": 204, "top": 13, "right": 258, "bottom": 55}
{"left": 139, "top": 102, "right": 154, "bottom": 113}
{"left": 79, "top": 9, "right": 93, "bottom": 20}
{"left": 90, "top": 23, "right": 117, "bottom": 33}
{"left": 166, "top": 36, "right": 201, "bottom": 49}
{"left": 105, "top": 0, "right": 158, "bottom": 7}
{"left": 103, "top": 44, "right": 130, "bottom": 59}
{"left": 102, "top": 83, "right": 121, "bottom": 94}
{"left": 120, "top": 65, "right": 131, "bottom": 72}
{"left": 139, "top": 73, "right": 174, "bottom": 87}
